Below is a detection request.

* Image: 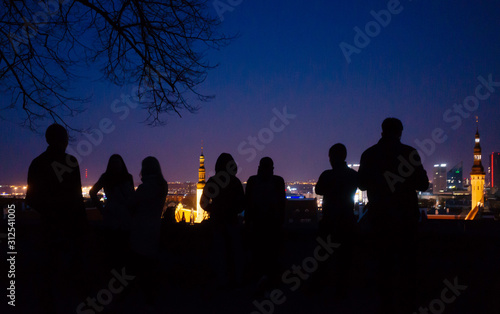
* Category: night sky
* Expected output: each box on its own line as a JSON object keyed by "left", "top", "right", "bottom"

{"left": 1, "top": 0, "right": 500, "bottom": 186}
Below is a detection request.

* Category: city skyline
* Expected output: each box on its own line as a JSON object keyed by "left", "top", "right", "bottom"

{"left": 2, "top": 0, "right": 500, "bottom": 185}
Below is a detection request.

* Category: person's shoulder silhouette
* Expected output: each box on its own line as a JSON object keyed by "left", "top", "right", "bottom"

{"left": 201, "top": 153, "right": 244, "bottom": 222}
{"left": 133, "top": 156, "right": 168, "bottom": 206}
{"left": 358, "top": 117, "right": 428, "bottom": 218}
{"left": 90, "top": 154, "right": 134, "bottom": 230}
{"left": 245, "top": 157, "right": 286, "bottom": 226}
{"left": 315, "top": 143, "right": 358, "bottom": 220}
{"left": 26, "top": 123, "right": 87, "bottom": 236}
{"left": 129, "top": 156, "right": 168, "bottom": 257}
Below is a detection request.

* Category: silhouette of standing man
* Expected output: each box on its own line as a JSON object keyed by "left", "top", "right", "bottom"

{"left": 26, "top": 123, "right": 88, "bottom": 311}
{"left": 245, "top": 157, "right": 286, "bottom": 294}
{"left": 26, "top": 123, "right": 88, "bottom": 245}
{"left": 314, "top": 143, "right": 358, "bottom": 295}
{"left": 358, "top": 118, "right": 429, "bottom": 314}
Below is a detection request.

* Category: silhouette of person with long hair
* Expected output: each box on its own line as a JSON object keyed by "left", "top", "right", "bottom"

{"left": 245, "top": 157, "right": 286, "bottom": 295}
{"left": 200, "top": 153, "right": 244, "bottom": 288}
{"left": 314, "top": 143, "right": 358, "bottom": 295}
{"left": 26, "top": 123, "right": 88, "bottom": 311}
{"left": 128, "top": 156, "right": 168, "bottom": 302}
{"left": 89, "top": 154, "right": 134, "bottom": 267}
{"left": 129, "top": 156, "right": 168, "bottom": 257}
{"left": 358, "top": 118, "right": 429, "bottom": 314}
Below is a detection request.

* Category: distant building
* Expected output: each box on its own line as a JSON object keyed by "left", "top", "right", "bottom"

{"left": 470, "top": 127, "right": 485, "bottom": 212}
{"left": 174, "top": 147, "right": 208, "bottom": 223}
{"left": 196, "top": 147, "right": 207, "bottom": 222}
{"left": 490, "top": 152, "right": 500, "bottom": 190}
{"left": 447, "top": 162, "right": 463, "bottom": 191}
{"left": 347, "top": 163, "right": 367, "bottom": 204}
{"left": 433, "top": 164, "right": 447, "bottom": 193}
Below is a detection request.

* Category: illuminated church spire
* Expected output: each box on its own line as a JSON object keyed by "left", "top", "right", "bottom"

{"left": 471, "top": 117, "right": 484, "bottom": 175}
{"left": 467, "top": 117, "right": 485, "bottom": 220}
{"left": 197, "top": 143, "right": 206, "bottom": 187}
{"left": 196, "top": 143, "right": 207, "bottom": 222}
{"left": 173, "top": 144, "right": 207, "bottom": 223}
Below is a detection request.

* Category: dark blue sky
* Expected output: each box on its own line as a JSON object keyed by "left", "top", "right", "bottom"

{"left": 1, "top": 0, "right": 500, "bottom": 186}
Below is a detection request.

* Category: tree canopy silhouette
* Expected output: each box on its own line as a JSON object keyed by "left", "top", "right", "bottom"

{"left": 0, "top": 0, "right": 230, "bottom": 130}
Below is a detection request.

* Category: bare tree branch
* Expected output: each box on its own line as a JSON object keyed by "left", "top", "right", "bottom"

{"left": 0, "top": 0, "right": 231, "bottom": 129}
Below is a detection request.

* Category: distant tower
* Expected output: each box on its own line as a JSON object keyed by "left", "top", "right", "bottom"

{"left": 490, "top": 152, "right": 500, "bottom": 190}
{"left": 470, "top": 119, "right": 485, "bottom": 212}
{"left": 433, "top": 164, "right": 447, "bottom": 193}
{"left": 196, "top": 145, "right": 207, "bottom": 222}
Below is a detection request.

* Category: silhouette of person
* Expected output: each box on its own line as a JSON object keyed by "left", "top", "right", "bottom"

{"left": 358, "top": 118, "right": 429, "bottom": 314}
{"left": 200, "top": 153, "right": 245, "bottom": 287}
{"left": 26, "top": 123, "right": 88, "bottom": 242}
{"left": 245, "top": 157, "right": 286, "bottom": 294}
{"left": 129, "top": 156, "right": 168, "bottom": 258}
{"left": 314, "top": 143, "right": 358, "bottom": 295}
{"left": 26, "top": 123, "right": 88, "bottom": 311}
{"left": 128, "top": 156, "right": 168, "bottom": 301}
{"left": 89, "top": 154, "right": 134, "bottom": 267}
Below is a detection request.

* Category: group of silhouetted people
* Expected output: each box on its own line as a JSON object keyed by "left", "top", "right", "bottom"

{"left": 26, "top": 124, "right": 169, "bottom": 309}
{"left": 198, "top": 153, "right": 286, "bottom": 293}
{"left": 312, "top": 118, "right": 429, "bottom": 313}
{"left": 26, "top": 117, "right": 429, "bottom": 313}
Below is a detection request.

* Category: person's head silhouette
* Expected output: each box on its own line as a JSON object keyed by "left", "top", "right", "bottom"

{"left": 329, "top": 143, "right": 347, "bottom": 167}
{"left": 45, "top": 123, "right": 68, "bottom": 152}
{"left": 215, "top": 153, "right": 237, "bottom": 176}
{"left": 257, "top": 157, "right": 274, "bottom": 177}
{"left": 106, "top": 154, "right": 129, "bottom": 176}
{"left": 141, "top": 156, "right": 163, "bottom": 178}
{"left": 140, "top": 156, "right": 168, "bottom": 189}
{"left": 381, "top": 117, "right": 403, "bottom": 140}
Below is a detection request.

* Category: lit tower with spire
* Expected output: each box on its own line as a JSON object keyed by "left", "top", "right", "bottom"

{"left": 469, "top": 117, "right": 485, "bottom": 217}
{"left": 196, "top": 144, "right": 207, "bottom": 222}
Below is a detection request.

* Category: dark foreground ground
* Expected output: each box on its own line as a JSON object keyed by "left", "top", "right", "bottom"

{"left": 2, "top": 209, "right": 500, "bottom": 314}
